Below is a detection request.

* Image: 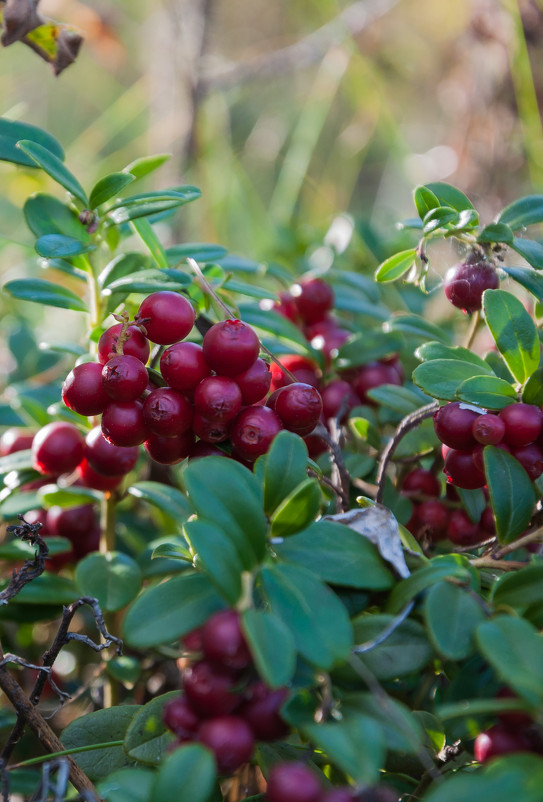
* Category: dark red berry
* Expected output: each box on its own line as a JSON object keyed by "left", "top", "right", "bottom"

{"left": 201, "top": 610, "right": 251, "bottom": 671}
{"left": 472, "top": 413, "right": 506, "bottom": 445}
{"left": 241, "top": 682, "right": 289, "bottom": 741}
{"left": 434, "top": 402, "right": 480, "bottom": 450}
{"left": 144, "top": 431, "right": 194, "bottom": 464}
{"left": 62, "top": 362, "right": 110, "bottom": 416}
{"left": 474, "top": 724, "right": 532, "bottom": 763}
{"left": 292, "top": 278, "right": 334, "bottom": 324}
{"left": 101, "top": 401, "right": 147, "bottom": 447}
{"left": 417, "top": 500, "right": 449, "bottom": 541}
{"left": 272, "top": 383, "right": 323, "bottom": 435}
{"left": 266, "top": 762, "right": 323, "bottom": 802}
{"left": 101, "top": 355, "right": 149, "bottom": 402}
{"left": 402, "top": 468, "right": 440, "bottom": 498}
{"left": 321, "top": 790, "right": 357, "bottom": 802}
{"left": 198, "top": 716, "right": 254, "bottom": 774}
{"left": 303, "top": 431, "right": 327, "bottom": 459}
{"left": 304, "top": 316, "right": 350, "bottom": 361}
{"left": 271, "top": 291, "right": 299, "bottom": 323}
{"left": 98, "top": 323, "right": 150, "bottom": 365}
{"left": 321, "top": 380, "right": 359, "bottom": 422}
{"left": 0, "top": 428, "right": 34, "bottom": 456}
{"left": 160, "top": 342, "right": 211, "bottom": 392}
{"left": 480, "top": 506, "right": 496, "bottom": 534}
{"left": 230, "top": 406, "right": 283, "bottom": 462}
{"left": 352, "top": 362, "right": 402, "bottom": 404}
{"left": 447, "top": 509, "right": 482, "bottom": 547}
{"left": 137, "top": 291, "right": 195, "bottom": 345}
{"left": 270, "top": 355, "right": 320, "bottom": 392}
{"left": 183, "top": 660, "right": 242, "bottom": 717}
{"left": 512, "top": 443, "right": 543, "bottom": 480}
{"left": 496, "top": 687, "right": 534, "bottom": 729}
{"left": 32, "top": 422, "right": 85, "bottom": 477}
{"left": 76, "top": 459, "right": 124, "bottom": 491}
{"left": 143, "top": 388, "right": 193, "bottom": 436}
{"left": 194, "top": 376, "right": 242, "bottom": 423}
{"left": 444, "top": 449, "right": 486, "bottom": 489}
{"left": 500, "top": 403, "right": 543, "bottom": 447}
{"left": 192, "top": 413, "right": 231, "bottom": 444}
{"left": 163, "top": 695, "right": 200, "bottom": 740}
{"left": 231, "top": 358, "right": 272, "bottom": 405}
{"left": 189, "top": 441, "right": 228, "bottom": 459}
{"left": 444, "top": 259, "right": 499, "bottom": 314}
{"left": 203, "top": 319, "right": 260, "bottom": 376}
{"left": 183, "top": 627, "right": 204, "bottom": 652}
{"left": 85, "top": 427, "right": 139, "bottom": 476}
{"left": 46, "top": 504, "right": 96, "bottom": 543}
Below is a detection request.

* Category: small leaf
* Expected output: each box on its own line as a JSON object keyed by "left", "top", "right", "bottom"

{"left": 124, "top": 692, "right": 177, "bottom": 765}
{"left": 122, "top": 153, "right": 171, "bottom": 180}
{"left": 270, "top": 478, "right": 321, "bottom": 538}
{"left": 62, "top": 707, "right": 141, "bottom": 782}
{"left": 17, "top": 140, "right": 88, "bottom": 206}
{"left": 456, "top": 375, "right": 517, "bottom": 410}
{"left": 415, "top": 341, "right": 490, "bottom": 369}
{"left": 351, "top": 614, "right": 433, "bottom": 679}
{"left": 386, "top": 555, "right": 472, "bottom": 614}
{"left": 387, "top": 314, "right": 450, "bottom": 344}
{"left": 510, "top": 237, "right": 543, "bottom": 269}
{"left": 36, "top": 234, "right": 94, "bottom": 258}
{"left": 366, "top": 384, "right": 431, "bottom": 415}
{"left": 89, "top": 172, "right": 135, "bottom": 209}
{"left": 184, "top": 519, "right": 243, "bottom": 605}
{"left": 413, "top": 359, "right": 491, "bottom": 401}
{"left": 375, "top": 249, "right": 417, "bottom": 282}
{"left": 3, "top": 278, "right": 87, "bottom": 312}
{"left": 491, "top": 564, "right": 543, "bottom": 612}
{"left": 498, "top": 194, "right": 543, "bottom": 230}
{"left": 263, "top": 431, "right": 309, "bottom": 515}
{"left": 4, "top": 573, "right": 77, "bottom": 605}
{"left": 98, "top": 767, "right": 155, "bottom": 802}
{"left": 414, "top": 185, "right": 440, "bottom": 218}
{"left": 523, "top": 367, "right": 543, "bottom": 406}
{"left": 0, "top": 118, "right": 64, "bottom": 167}
{"left": 165, "top": 243, "right": 228, "bottom": 265}
{"left": 423, "top": 206, "right": 458, "bottom": 233}
{"left": 24, "top": 193, "right": 90, "bottom": 241}
{"left": 127, "top": 481, "right": 192, "bottom": 525}
{"left": 130, "top": 218, "right": 168, "bottom": 268}
{"left": 242, "top": 609, "right": 297, "bottom": 688}
{"left": 478, "top": 223, "right": 514, "bottom": 245}
{"left": 103, "top": 268, "right": 191, "bottom": 295}
{"left": 484, "top": 445, "right": 536, "bottom": 543}
{"left": 424, "top": 182, "right": 475, "bottom": 212}
{"left": 336, "top": 330, "right": 403, "bottom": 369}
{"left": 75, "top": 552, "right": 142, "bottom": 612}
{"left": 424, "top": 580, "right": 485, "bottom": 660}
{"left": 152, "top": 743, "right": 216, "bottom": 802}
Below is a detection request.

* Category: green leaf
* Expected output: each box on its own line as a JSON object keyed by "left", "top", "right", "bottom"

{"left": 423, "top": 205, "right": 459, "bottom": 233}
{"left": 165, "top": 243, "right": 228, "bottom": 265}
{"left": 127, "top": 481, "right": 192, "bottom": 526}
{"left": 152, "top": 743, "right": 216, "bottom": 802}
{"left": 103, "top": 268, "right": 191, "bottom": 295}
{"left": 424, "top": 580, "right": 486, "bottom": 660}
{"left": 89, "top": 172, "right": 136, "bottom": 209}
{"left": 35, "top": 233, "right": 94, "bottom": 258}
{"left": 98, "top": 767, "right": 156, "bottom": 802}
{"left": 262, "top": 430, "right": 309, "bottom": 515}
{"left": 106, "top": 656, "right": 141, "bottom": 687}
{"left": 484, "top": 445, "right": 536, "bottom": 543}
{"left": 502, "top": 265, "right": 543, "bottom": 301}
{"left": 387, "top": 314, "right": 450, "bottom": 344}
{"left": 367, "top": 384, "right": 432, "bottom": 415}
{"left": 416, "top": 342, "right": 491, "bottom": 369}
{"left": 510, "top": 237, "right": 543, "bottom": 269}
{"left": 424, "top": 754, "right": 543, "bottom": 802}
{"left": 17, "top": 140, "right": 88, "bottom": 206}
{"left": 242, "top": 609, "right": 297, "bottom": 688}
{"left": 237, "top": 304, "right": 315, "bottom": 354}
{"left": 523, "top": 367, "right": 543, "bottom": 406}
{"left": 491, "top": 564, "right": 543, "bottom": 612}
{"left": 456, "top": 375, "right": 517, "bottom": 410}
{"left": 123, "top": 572, "right": 224, "bottom": 649}
{"left": 0, "top": 118, "right": 64, "bottom": 167}
{"left": 184, "top": 457, "right": 267, "bottom": 569}
{"left": 269, "top": 478, "right": 321, "bottom": 538}
{"left": 424, "top": 182, "right": 475, "bottom": 212}
{"left": 3, "top": 573, "right": 77, "bottom": 605}
{"left": 99, "top": 253, "right": 150, "bottom": 289}
{"left": 151, "top": 541, "right": 192, "bottom": 562}
{"left": 414, "top": 185, "right": 440, "bottom": 218}
{"left": 351, "top": 614, "right": 433, "bottom": 679}
{"left": 336, "top": 330, "right": 403, "bottom": 369}
{"left": 498, "top": 194, "right": 543, "bottom": 230}
{"left": 184, "top": 519, "right": 243, "bottom": 605}
{"left": 38, "top": 484, "right": 100, "bottom": 508}
{"left": 375, "top": 249, "right": 417, "bottom": 282}
{"left": 123, "top": 153, "right": 171, "bottom": 180}
{"left": 476, "top": 615, "right": 543, "bottom": 705}
{"left": 62, "top": 707, "right": 141, "bottom": 782}
{"left": 107, "top": 188, "right": 201, "bottom": 224}
{"left": 457, "top": 487, "right": 486, "bottom": 524}
{"left": 275, "top": 520, "right": 394, "bottom": 590}
{"left": 3, "top": 278, "right": 88, "bottom": 312}
{"left": 413, "top": 359, "right": 491, "bottom": 401}
{"left": 124, "top": 692, "right": 177, "bottom": 765}
{"left": 0, "top": 536, "right": 70, "bottom": 560}
{"left": 24, "top": 193, "right": 90, "bottom": 241}
{"left": 75, "top": 552, "right": 142, "bottom": 612}
{"left": 344, "top": 690, "right": 424, "bottom": 755}
{"left": 386, "top": 555, "right": 472, "bottom": 614}
{"left": 260, "top": 563, "right": 353, "bottom": 670}
{"left": 0, "top": 448, "right": 33, "bottom": 476}
{"left": 478, "top": 223, "right": 514, "bottom": 245}
{"left": 130, "top": 218, "right": 168, "bottom": 268}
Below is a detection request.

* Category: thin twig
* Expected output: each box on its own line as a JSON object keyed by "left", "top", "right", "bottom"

{"left": 314, "top": 422, "right": 350, "bottom": 511}
{"left": 353, "top": 601, "right": 415, "bottom": 654}
{"left": 492, "top": 525, "right": 543, "bottom": 558}
{"left": 469, "top": 558, "right": 529, "bottom": 571}
{"left": 0, "top": 516, "right": 49, "bottom": 605}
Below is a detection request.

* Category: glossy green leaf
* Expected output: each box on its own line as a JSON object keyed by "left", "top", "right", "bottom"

{"left": 62, "top": 707, "right": 141, "bottom": 781}
{"left": 98, "top": 767, "right": 156, "bottom": 802}
{"left": 270, "top": 478, "right": 321, "bottom": 538}
{"left": 374, "top": 248, "right": 417, "bottom": 282}
{"left": 152, "top": 743, "right": 216, "bottom": 802}
{"left": 17, "top": 140, "right": 88, "bottom": 205}
{"left": 344, "top": 690, "right": 424, "bottom": 754}
{"left": 35, "top": 233, "right": 94, "bottom": 258}
{"left": 127, "top": 481, "right": 192, "bottom": 526}
{"left": 242, "top": 609, "right": 297, "bottom": 688}
{"left": 424, "top": 754, "right": 543, "bottom": 802}
{"left": 75, "top": 552, "right": 142, "bottom": 612}
{"left": 510, "top": 237, "right": 543, "bottom": 269}
{"left": 124, "top": 692, "right": 177, "bottom": 765}
{"left": 351, "top": 614, "right": 432, "bottom": 679}
{"left": 484, "top": 446, "right": 536, "bottom": 543}
{"left": 498, "top": 194, "right": 543, "bottom": 229}
{"left": 423, "top": 205, "right": 458, "bottom": 233}
{"left": 262, "top": 430, "right": 308, "bottom": 515}
{"left": 414, "top": 185, "right": 440, "bottom": 218}
{"left": 151, "top": 541, "right": 192, "bottom": 562}
{"left": 166, "top": 243, "right": 228, "bottom": 265}
{"left": 3, "top": 278, "right": 88, "bottom": 312}
{"left": 123, "top": 572, "right": 224, "bottom": 649}
{"left": 386, "top": 555, "right": 472, "bottom": 614}
{"left": 0, "top": 448, "right": 34, "bottom": 476}
{"left": 103, "top": 268, "right": 191, "bottom": 295}
{"left": 0, "top": 118, "right": 64, "bottom": 166}
{"left": 0, "top": 536, "right": 70, "bottom": 560}
{"left": 367, "top": 384, "right": 432, "bottom": 414}
{"left": 387, "top": 314, "right": 450, "bottom": 344}
{"left": 275, "top": 520, "right": 394, "bottom": 590}
{"left": 413, "top": 359, "right": 491, "bottom": 401}
{"left": 478, "top": 223, "right": 514, "bottom": 244}
{"left": 260, "top": 563, "right": 353, "bottom": 670}
{"left": 122, "top": 153, "right": 171, "bottom": 180}
{"left": 106, "top": 656, "right": 141, "bottom": 687}
{"left": 24, "top": 193, "right": 90, "bottom": 241}
{"left": 98, "top": 253, "right": 149, "bottom": 288}
{"left": 3, "top": 573, "right": 77, "bottom": 605}
{"left": 523, "top": 367, "right": 543, "bottom": 406}
{"left": 416, "top": 342, "right": 493, "bottom": 369}
{"left": 89, "top": 172, "right": 135, "bottom": 209}
{"left": 502, "top": 266, "right": 543, "bottom": 300}
{"left": 424, "top": 580, "right": 486, "bottom": 660}
{"left": 491, "top": 564, "right": 543, "bottom": 612}
{"left": 130, "top": 218, "right": 168, "bottom": 268}
{"left": 184, "top": 519, "right": 243, "bottom": 605}
{"left": 456, "top": 487, "right": 486, "bottom": 524}
{"left": 456, "top": 375, "right": 517, "bottom": 410}
{"left": 38, "top": 484, "right": 100, "bottom": 508}
{"left": 425, "top": 182, "right": 475, "bottom": 212}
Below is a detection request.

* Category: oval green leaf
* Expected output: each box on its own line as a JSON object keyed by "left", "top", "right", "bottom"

{"left": 242, "top": 609, "right": 297, "bottom": 688}
{"left": 17, "top": 140, "right": 88, "bottom": 206}
{"left": 152, "top": 743, "right": 216, "bottom": 802}
{"left": 478, "top": 223, "right": 514, "bottom": 245}
{"left": 89, "top": 172, "right": 136, "bottom": 209}
{"left": 62, "top": 707, "right": 141, "bottom": 781}
{"left": 375, "top": 249, "right": 417, "bottom": 282}
{"left": 483, "top": 445, "right": 536, "bottom": 544}
{"left": 413, "top": 359, "right": 491, "bottom": 401}
{"left": 270, "top": 478, "right": 321, "bottom": 538}
{"left": 75, "top": 552, "right": 142, "bottom": 612}
{"left": 36, "top": 234, "right": 94, "bottom": 258}
{"left": 124, "top": 692, "right": 177, "bottom": 765}
{"left": 498, "top": 194, "right": 543, "bottom": 230}
{"left": 424, "top": 580, "right": 486, "bottom": 661}
{"left": 0, "top": 118, "right": 64, "bottom": 167}
{"left": 184, "top": 519, "right": 243, "bottom": 605}
{"left": 3, "top": 278, "right": 88, "bottom": 312}
{"left": 456, "top": 375, "right": 517, "bottom": 410}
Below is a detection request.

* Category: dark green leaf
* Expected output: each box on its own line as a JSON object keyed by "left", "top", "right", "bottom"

{"left": 242, "top": 609, "right": 297, "bottom": 688}
{"left": 123, "top": 572, "right": 224, "bottom": 649}
{"left": 97, "top": 767, "right": 156, "bottom": 802}
{"left": 130, "top": 218, "right": 168, "bottom": 268}
{"left": 152, "top": 743, "right": 216, "bottom": 802}
{"left": 502, "top": 265, "right": 543, "bottom": 300}
{"left": 367, "top": 384, "right": 432, "bottom": 414}
{"left": 99, "top": 253, "right": 150, "bottom": 289}
{"left": 184, "top": 519, "right": 243, "bottom": 605}
{"left": 456, "top": 375, "right": 517, "bottom": 410}
{"left": 103, "top": 268, "right": 191, "bottom": 295}
{"left": 24, "top": 193, "right": 90, "bottom": 241}
{"left": 491, "top": 564, "right": 543, "bottom": 612}
{"left": 413, "top": 359, "right": 491, "bottom": 401}
{"left": 414, "top": 185, "right": 440, "bottom": 218}
{"left": 3, "top": 573, "right": 77, "bottom": 605}
{"left": 456, "top": 487, "right": 486, "bottom": 524}
{"left": 498, "top": 194, "right": 543, "bottom": 230}
{"left": 374, "top": 249, "right": 416, "bottom": 282}
{"left": 510, "top": 237, "right": 543, "bottom": 269}
{"left": 344, "top": 690, "right": 424, "bottom": 755}
{"left": 424, "top": 580, "right": 486, "bottom": 660}
{"left": 75, "top": 552, "right": 142, "bottom": 612}
{"left": 124, "top": 692, "right": 177, "bottom": 765}
{"left": 386, "top": 555, "right": 472, "bottom": 614}
{"left": 269, "top": 478, "right": 321, "bottom": 538}
{"left": 151, "top": 541, "right": 192, "bottom": 562}
{"left": 484, "top": 446, "right": 536, "bottom": 543}
{"left": 0, "top": 536, "right": 70, "bottom": 560}
{"left": 336, "top": 330, "right": 403, "bottom": 369}
{"left": 106, "top": 656, "right": 141, "bottom": 687}
{"left": 62, "top": 707, "right": 141, "bottom": 781}
{"left": 424, "top": 182, "right": 475, "bottom": 212}
{"left": 523, "top": 367, "right": 543, "bottom": 406}
{"left": 351, "top": 614, "right": 432, "bottom": 679}
{"left": 424, "top": 754, "right": 543, "bottom": 802}
{"left": 3, "top": 278, "right": 88, "bottom": 312}
{"left": 89, "top": 172, "right": 136, "bottom": 209}
{"left": 0, "top": 118, "right": 64, "bottom": 167}
{"left": 36, "top": 233, "right": 94, "bottom": 258}
{"left": 127, "top": 481, "right": 192, "bottom": 526}
{"left": 387, "top": 314, "right": 450, "bottom": 344}
{"left": 478, "top": 223, "right": 514, "bottom": 245}
{"left": 415, "top": 342, "right": 491, "bottom": 369}
{"left": 17, "top": 140, "right": 88, "bottom": 205}
{"left": 484, "top": 350, "right": 515, "bottom": 383}
{"left": 237, "top": 304, "right": 315, "bottom": 353}
{"left": 166, "top": 243, "right": 228, "bottom": 265}
{"left": 263, "top": 430, "right": 309, "bottom": 515}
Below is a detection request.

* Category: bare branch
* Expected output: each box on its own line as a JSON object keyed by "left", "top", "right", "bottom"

{"left": 0, "top": 516, "right": 49, "bottom": 605}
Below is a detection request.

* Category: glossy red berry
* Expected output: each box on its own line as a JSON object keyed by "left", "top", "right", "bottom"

{"left": 163, "top": 695, "right": 200, "bottom": 740}
{"left": 500, "top": 403, "right": 543, "bottom": 447}
{"left": 201, "top": 610, "right": 252, "bottom": 671}
{"left": 76, "top": 459, "right": 124, "bottom": 491}
{"left": 101, "top": 355, "right": 149, "bottom": 402}
{"left": 321, "top": 380, "right": 359, "bottom": 422}
{"left": 85, "top": 427, "right": 139, "bottom": 476}
{"left": 160, "top": 342, "right": 211, "bottom": 392}
{"left": 230, "top": 406, "right": 283, "bottom": 462}
{"left": 194, "top": 376, "right": 242, "bottom": 423}
{"left": 474, "top": 724, "right": 532, "bottom": 763}
{"left": 203, "top": 319, "right": 260, "bottom": 376}
{"left": 32, "top": 422, "right": 85, "bottom": 477}
{"left": 232, "top": 358, "right": 272, "bottom": 404}
{"left": 352, "top": 362, "right": 402, "bottom": 404}
{"left": 266, "top": 762, "right": 323, "bottom": 802}
{"left": 0, "top": 428, "right": 34, "bottom": 456}
{"left": 444, "top": 259, "right": 499, "bottom": 314}
{"left": 444, "top": 449, "right": 486, "bottom": 489}
{"left": 137, "top": 291, "right": 195, "bottom": 345}
{"left": 46, "top": 504, "right": 97, "bottom": 544}
{"left": 144, "top": 431, "right": 194, "bottom": 465}
{"left": 183, "top": 660, "right": 242, "bottom": 717}
{"left": 142, "top": 388, "right": 193, "bottom": 436}
{"left": 241, "top": 682, "right": 289, "bottom": 741}
{"left": 192, "top": 413, "right": 231, "bottom": 444}
{"left": 272, "top": 383, "right": 323, "bottom": 435}
{"left": 512, "top": 443, "right": 543, "bottom": 480}
{"left": 402, "top": 468, "right": 440, "bottom": 498}
{"left": 292, "top": 278, "right": 334, "bottom": 324}
{"left": 417, "top": 500, "right": 449, "bottom": 541}
{"left": 472, "top": 413, "right": 506, "bottom": 445}
{"left": 98, "top": 323, "right": 150, "bottom": 365}
{"left": 304, "top": 316, "right": 350, "bottom": 361}
{"left": 101, "top": 401, "right": 147, "bottom": 447}
{"left": 271, "top": 291, "right": 299, "bottom": 323}
{"left": 183, "top": 627, "right": 204, "bottom": 652}
{"left": 447, "top": 509, "right": 482, "bottom": 547}
{"left": 62, "top": 362, "right": 110, "bottom": 416}
{"left": 198, "top": 716, "right": 255, "bottom": 774}
{"left": 189, "top": 441, "right": 228, "bottom": 459}
{"left": 270, "top": 355, "right": 320, "bottom": 392}
{"left": 434, "top": 402, "right": 480, "bottom": 450}
{"left": 480, "top": 506, "right": 496, "bottom": 534}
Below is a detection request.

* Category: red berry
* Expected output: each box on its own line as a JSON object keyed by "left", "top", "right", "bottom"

{"left": 401, "top": 468, "right": 440, "bottom": 498}
{"left": 203, "top": 319, "right": 260, "bottom": 376}
{"left": 444, "top": 259, "right": 499, "bottom": 314}
{"left": 271, "top": 291, "right": 299, "bottom": 323}
{"left": 480, "top": 506, "right": 496, "bottom": 534}
{"left": 32, "top": 422, "right": 85, "bottom": 477}
{"left": 304, "top": 316, "right": 350, "bottom": 361}
{"left": 194, "top": 376, "right": 242, "bottom": 423}
{"left": 474, "top": 724, "right": 532, "bottom": 763}
{"left": 266, "top": 762, "right": 323, "bottom": 802}
{"left": 183, "top": 627, "right": 204, "bottom": 652}
{"left": 198, "top": 716, "right": 254, "bottom": 774}
{"left": 500, "top": 403, "right": 543, "bottom": 447}
{"left": 189, "top": 441, "right": 228, "bottom": 459}
{"left": 417, "top": 500, "right": 449, "bottom": 541}
{"left": 143, "top": 388, "right": 193, "bottom": 436}
{"left": 447, "top": 509, "right": 483, "bottom": 547}
{"left": 76, "top": 459, "right": 124, "bottom": 491}
{"left": 433, "top": 402, "right": 480, "bottom": 450}
{"left": 473, "top": 442, "right": 511, "bottom": 473}
{"left": 46, "top": 504, "right": 96, "bottom": 543}
{"left": 241, "top": 682, "right": 289, "bottom": 741}
{"left": 144, "top": 431, "right": 194, "bottom": 464}
{"left": 511, "top": 443, "right": 543, "bottom": 480}
{"left": 137, "top": 291, "right": 195, "bottom": 345}
{"left": 101, "top": 355, "right": 149, "bottom": 402}
{"left": 230, "top": 406, "right": 283, "bottom": 462}
{"left": 444, "top": 449, "right": 486, "bottom": 489}
{"left": 292, "top": 278, "right": 334, "bottom": 324}
{"left": 62, "top": 362, "right": 110, "bottom": 416}
{"left": 201, "top": 610, "right": 251, "bottom": 671}
{"left": 496, "top": 687, "right": 534, "bottom": 729}
{"left": 321, "top": 380, "right": 359, "bottom": 422}
{"left": 303, "top": 432, "right": 327, "bottom": 459}
{"left": 352, "top": 362, "right": 402, "bottom": 404}
{"left": 231, "top": 358, "right": 272, "bottom": 405}
{"left": 0, "top": 428, "right": 34, "bottom": 456}
{"left": 85, "top": 427, "right": 139, "bottom": 476}
{"left": 160, "top": 342, "right": 211, "bottom": 392}
{"left": 98, "top": 323, "right": 150, "bottom": 365}
{"left": 472, "top": 413, "right": 506, "bottom": 445}
{"left": 163, "top": 695, "right": 200, "bottom": 740}
{"left": 270, "top": 355, "right": 320, "bottom": 392}
{"left": 272, "top": 383, "right": 323, "bottom": 435}
{"left": 183, "top": 660, "right": 242, "bottom": 717}
{"left": 192, "top": 413, "right": 231, "bottom": 444}
{"left": 101, "top": 401, "right": 147, "bottom": 447}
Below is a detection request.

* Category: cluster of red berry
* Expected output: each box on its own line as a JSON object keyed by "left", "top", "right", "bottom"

{"left": 401, "top": 467, "right": 495, "bottom": 547}
{"left": 162, "top": 610, "right": 289, "bottom": 775}
{"left": 265, "top": 761, "right": 396, "bottom": 802}
{"left": 474, "top": 688, "right": 542, "bottom": 764}
{"left": 434, "top": 401, "right": 543, "bottom": 489}
{"left": 60, "top": 290, "right": 323, "bottom": 466}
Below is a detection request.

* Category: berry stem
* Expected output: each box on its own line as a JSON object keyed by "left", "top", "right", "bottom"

{"left": 99, "top": 491, "right": 116, "bottom": 554}
{"left": 469, "top": 558, "right": 530, "bottom": 571}
{"left": 463, "top": 309, "right": 481, "bottom": 350}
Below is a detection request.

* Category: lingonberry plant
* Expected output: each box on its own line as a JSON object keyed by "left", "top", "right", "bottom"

{"left": 3, "top": 120, "right": 543, "bottom": 802}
